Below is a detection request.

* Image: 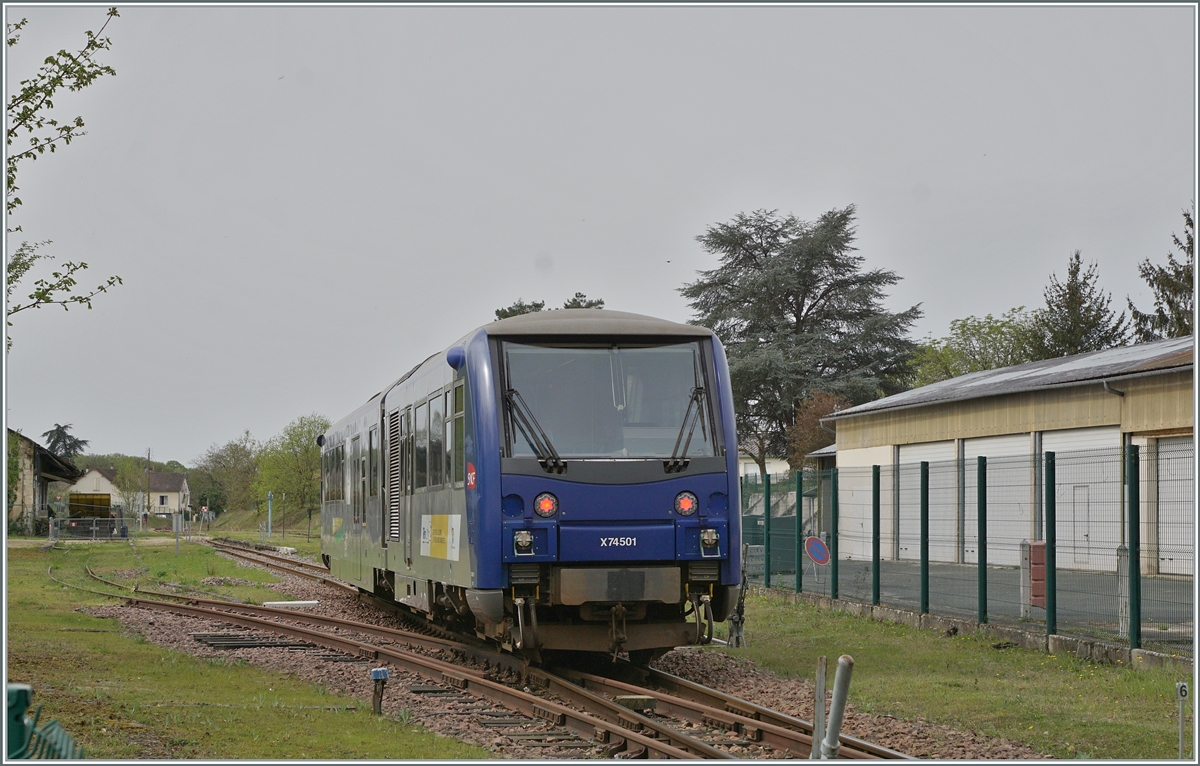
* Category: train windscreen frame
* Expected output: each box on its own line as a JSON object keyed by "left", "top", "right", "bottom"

{"left": 501, "top": 340, "right": 718, "bottom": 459}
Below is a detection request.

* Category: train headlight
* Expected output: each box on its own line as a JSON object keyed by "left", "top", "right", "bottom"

{"left": 674, "top": 491, "right": 699, "bottom": 516}
{"left": 514, "top": 530, "right": 534, "bottom": 553}
{"left": 700, "top": 528, "right": 719, "bottom": 548}
{"left": 534, "top": 493, "right": 558, "bottom": 518}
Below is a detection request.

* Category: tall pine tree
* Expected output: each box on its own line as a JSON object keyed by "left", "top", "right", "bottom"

{"left": 1029, "top": 250, "right": 1128, "bottom": 358}
{"left": 680, "top": 206, "right": 921, "bottom": 473}
{"left": 1127, "top": 208, "right": 1194, "bottom": 342}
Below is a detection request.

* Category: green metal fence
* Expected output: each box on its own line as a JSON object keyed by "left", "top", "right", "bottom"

{"left": 740, "top": 442, "right": 1194, "bottom": 657}
{"left": 7, "top": 685, "right": 83, "bottom": 760}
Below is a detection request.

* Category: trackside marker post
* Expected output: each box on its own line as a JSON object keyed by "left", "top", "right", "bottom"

{"left": 1178, "top": 682, "right": 1189, "bottom": 759}
{"left": 372, "top": 667, "right": 389, "bottom": 715}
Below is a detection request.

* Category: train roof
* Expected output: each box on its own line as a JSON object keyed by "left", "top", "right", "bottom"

{"left": 328, "top": 310, "right": 714, "bottom": 439}
{"left": 482, "top": 308, "right": 712, "bottom": 337}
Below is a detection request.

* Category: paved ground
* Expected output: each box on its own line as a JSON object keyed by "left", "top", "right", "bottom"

{"left": 756, "top": 558, "right": 1193, "bottom": 651}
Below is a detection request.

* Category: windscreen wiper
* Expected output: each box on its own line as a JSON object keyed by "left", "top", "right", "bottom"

{"left": 505, "top": 388, "right": 567, "bottom": 474}
{"left": 664, "top": 387, "right": 706, "bottom": 474}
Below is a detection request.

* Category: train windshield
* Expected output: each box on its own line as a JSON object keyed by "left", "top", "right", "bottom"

{"left": 502, "top": 341, "right": 717, "bottom": 459}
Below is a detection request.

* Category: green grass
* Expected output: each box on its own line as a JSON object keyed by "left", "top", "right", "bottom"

{"left": 6, "top": 543, "right": 489, "bottom": 759}
{"left": 713, "top": 590, "right": 1193, "bottom": 759}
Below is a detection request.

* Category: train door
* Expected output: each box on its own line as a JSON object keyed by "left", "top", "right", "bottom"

{"left": 369, "top": 425, "right": 381, "bottom": 554}
{"left": 405, "top": 405, "right": 414, "bottom": 567}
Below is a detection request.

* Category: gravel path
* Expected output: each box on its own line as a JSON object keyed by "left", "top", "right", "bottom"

{"left": 88, "top": 551, "right": 1046, "bottom": 759}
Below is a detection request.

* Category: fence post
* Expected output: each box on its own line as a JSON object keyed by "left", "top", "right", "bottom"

{"left": 831, "top": 468, "right": 839, "bottom": 600}
{"left": 763, "top": 473, "right": 772, "bottom": 589}
{"left": 920, "top": 461, "right": 929, "bottom": 615}
{"left": 1045, "top": 451, "right": 1057, "bottom": 637}
{"left": 795, "top": 471, "right": 803, "bottom": 593}
{"left": 1127, "top": 444, "right": 1141, "bottom": 650}
{"left": 977, "top": 456, "right": 987, "bottom": 624}
{"left": 872, "top": 465, "right": 880, "bottom": 606}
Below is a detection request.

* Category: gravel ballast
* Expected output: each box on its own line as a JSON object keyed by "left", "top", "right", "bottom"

{"left": 89, "top": 551, "right": 1045, "bottom": 759}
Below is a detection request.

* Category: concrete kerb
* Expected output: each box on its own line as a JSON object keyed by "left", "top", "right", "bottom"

{"left": 750, "top": 586, "right": 1192, "bottom": 674}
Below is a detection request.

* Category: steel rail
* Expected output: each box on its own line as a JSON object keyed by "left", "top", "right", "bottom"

{"left": 555, "top": 667, "right": 885, "bottom": 759}
{"left": 193, "top": 548, "right": 909, "bottom": 758}
{"left": 68, "top": 564, "right": 904, "bottom": 760}
{"left": 83, "top": 566, "right": 530, "bottom": 674}
{"left": 122, "top": 596, "right": 703, "bottom": 759}
{"left": 605, "top": 662, "right": 913, "bottom": 759}
{"left": 206, "top": 542, "right": 358, "bottom": 593}
{"left": 208, "top": 539, "right": 330, "bottom": 573}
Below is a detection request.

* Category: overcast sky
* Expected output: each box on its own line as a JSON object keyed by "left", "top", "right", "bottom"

{"left": 3, "top": 3, "right": 1196, "bottom": 465}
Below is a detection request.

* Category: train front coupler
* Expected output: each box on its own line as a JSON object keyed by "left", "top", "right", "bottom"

{"left": 608, "top": 603, "right": 628, "bottom": 661}
{"left": 688, "top": 591, "right": 714, "bottom": 645}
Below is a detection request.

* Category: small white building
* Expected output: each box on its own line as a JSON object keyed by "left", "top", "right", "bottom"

{"left": 68, "top": 468, "right": 190, "bottom": 517}
{"left": 737, "top": 455, "right": 792, "bottom": 477}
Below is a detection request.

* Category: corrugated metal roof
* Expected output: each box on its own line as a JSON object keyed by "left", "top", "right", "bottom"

{"left": 829, "top": 336, "right": 1193, "bottom": 420}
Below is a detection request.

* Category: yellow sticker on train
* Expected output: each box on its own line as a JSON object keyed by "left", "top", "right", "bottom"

{"left": 420, "top": 514, "right": 461, "bottom": 561}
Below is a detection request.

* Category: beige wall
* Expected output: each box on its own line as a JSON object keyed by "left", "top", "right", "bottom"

{"left": 835, "top": 371, "right": 1192, "bottom": 450}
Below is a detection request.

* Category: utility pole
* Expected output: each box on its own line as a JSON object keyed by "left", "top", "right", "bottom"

{"left": 145, "top": 448, "right": 150, "bottom": 528}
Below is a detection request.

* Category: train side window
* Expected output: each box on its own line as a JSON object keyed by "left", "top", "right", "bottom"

{"left": 453, "top": 382, "right": 465, "bottom": 484}
{"left": 429, "top": 391, "right": 444, "bottom": 487}
{"left": 404, "top": 407, "right": 413, "bottom": 495}
{"left": 369, "top": 426, "right": 379, "bottom": 497}
{"left": 415, "top": 401, "right": 428, "bottom": 489}
{"left": 347, "top": 437, "right": 357, "bottom": 510}
{"left": 339, "top": 444, "right": 346, "bottom": 501}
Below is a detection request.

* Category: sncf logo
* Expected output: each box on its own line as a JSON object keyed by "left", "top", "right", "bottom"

{"left": 599, "top": 537, "right": 637, "bottom": 547}
{"left": 466, "top": 462, "right": 476, "bottom": 490}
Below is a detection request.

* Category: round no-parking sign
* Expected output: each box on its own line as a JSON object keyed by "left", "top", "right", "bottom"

{"left": 805, "top": 536, "right": 830, "bottom": 566}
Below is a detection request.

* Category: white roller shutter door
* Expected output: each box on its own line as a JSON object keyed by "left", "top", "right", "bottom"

{"left": 1157, "top": 436, "right": 1193, "bottom": 576}
{"left": 963, "top": 434, "right": 1032, "bottom": 567}
{"left": 1043, "top": 426, "right": 1121, "bottom": 573}
{"left": 897, "top": 441, "right": 956, "bottom": 562}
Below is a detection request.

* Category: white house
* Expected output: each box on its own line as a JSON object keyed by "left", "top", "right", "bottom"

{"left": 68, "top": 468, "right": 190, "bottom": 517}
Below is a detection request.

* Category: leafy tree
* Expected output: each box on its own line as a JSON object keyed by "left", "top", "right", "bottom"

{"left": 1029, "top": 250, "right": 1128, "bottom": 358}
{"left": 112, "top": 457, "right": 146, "bottom": 518}
{"left": 494, "top": 299, "right": 545, "bottom": 320}
{"left": 5, "top": 9, "right": 122, "bottom": 352}
{"left": 41, "top": 423, "right": 89, "bottom": 459}
{"left": 75, "top": 452, "right": 177, "bottom": 474}
{"left": 191, "top": 431, "right": 259, "bottom": 513}
{"left": 7, "top": 429, "right": 21, "bottom": 514}
{"left": 494, "top": 293, "right": 606, "bottom": 320}
{"left": 786, "top": 391, "right": 847, "bottom": 467}
{"left": 909, "top": 307, "right": 1038, "bottom": 387}
{"left": 253, "top": 414, "right": 330, "bottom": 536}
{"left": 561, "top": 292, "right": 605, "bottom": 309}
{"left": 1128, "top": 207, "right": 1194, "bottom": 342}
{"left": 681, "top": 206, "right": 921, "bottom": 473}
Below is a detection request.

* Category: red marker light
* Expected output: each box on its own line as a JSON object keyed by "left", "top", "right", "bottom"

{"left": 534, "top": 492, "right": 559, "bottom": 517}
{"left": 674, "top": 491, "right": 699, "bottom": 516}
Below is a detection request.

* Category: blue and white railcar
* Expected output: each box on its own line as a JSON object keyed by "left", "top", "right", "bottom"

{"left": 319, "top": 309, "right": 741, "bottom": 662}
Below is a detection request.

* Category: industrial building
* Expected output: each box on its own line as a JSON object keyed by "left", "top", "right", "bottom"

{"left": 822, "top": 336, "right": 1193, "bottom": 576}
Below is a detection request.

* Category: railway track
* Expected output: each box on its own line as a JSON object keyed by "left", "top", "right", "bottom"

{"left": 73, "top": 546, "right": 910, "bottom": 759}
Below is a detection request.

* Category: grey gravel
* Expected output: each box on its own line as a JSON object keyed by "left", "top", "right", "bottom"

{"left": 90, "top": 548, "right": 1046, "bottom": 759}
